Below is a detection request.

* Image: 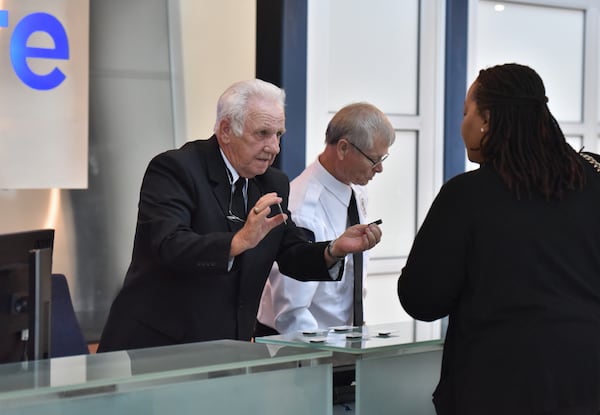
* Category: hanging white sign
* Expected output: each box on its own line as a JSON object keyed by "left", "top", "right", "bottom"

{"left": 0, "top": 0, "right": 89, "bottom": 189}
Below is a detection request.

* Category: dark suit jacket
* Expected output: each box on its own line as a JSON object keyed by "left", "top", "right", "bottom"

{"left": 98, "top": 137, "right": 334, "bottom": 352}
{"left": 398, "top": 156, "right": 600, "bottom": 414}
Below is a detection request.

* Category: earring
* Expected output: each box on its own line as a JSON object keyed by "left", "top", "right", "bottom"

{"left": 480, "top": 127, "right": 485, "bottom": 133}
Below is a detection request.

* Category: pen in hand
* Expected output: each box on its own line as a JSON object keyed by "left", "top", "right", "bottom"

{"left": 277, "top": 202, "right": 287, "bottom": 225}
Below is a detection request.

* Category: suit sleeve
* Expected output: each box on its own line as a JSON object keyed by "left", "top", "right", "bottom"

{"left": 136, "top": 150, "right": 233, "bottom": 275}
{"left": 267, "top": 175, "right": 333, "bottom": 280}
{"left": 398, "top": 177, "right": 472, "bottom": 321}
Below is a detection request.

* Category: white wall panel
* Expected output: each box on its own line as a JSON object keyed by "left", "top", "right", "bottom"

{"left": 327, "top": 0, "right": 419, "bottom": 115}
{"left": 365, "top": 273, "right": 413, "bottom": 325}
{"left": 367, "top": 131, "right": 417, "bottom": 259}
{"left": 473, "top": 1, "right": 584, "bottom": 123}
{"left": 467, "top": 0, "right": 600, "bottom": 171}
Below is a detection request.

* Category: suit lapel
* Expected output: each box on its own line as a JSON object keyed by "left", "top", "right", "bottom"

{"left": 204, "top": 137, "right": 236, "bottom": 230}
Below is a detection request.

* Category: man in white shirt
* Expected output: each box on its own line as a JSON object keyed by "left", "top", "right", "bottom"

{"left": 256, "top": 102, "right": 395, "bottom": 335}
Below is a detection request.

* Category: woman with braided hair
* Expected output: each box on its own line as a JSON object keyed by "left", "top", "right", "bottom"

{"left": 399, "top": 63, "right": 600, "bottom": 415}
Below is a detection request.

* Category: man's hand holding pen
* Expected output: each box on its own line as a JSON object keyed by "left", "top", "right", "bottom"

{"left": 230, "top": 192, "right": 288, "bottom": 257}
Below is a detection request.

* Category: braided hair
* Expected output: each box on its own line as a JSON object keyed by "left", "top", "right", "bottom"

{"left": 475, "top": 63, "right": 584, "bottom": 200}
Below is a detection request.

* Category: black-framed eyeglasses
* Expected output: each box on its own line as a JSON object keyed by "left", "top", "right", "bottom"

{"left": 348, "top": 141, "right": 389, "bottom": 168}
{"left": 226, "top": 191, "right": 246, "bottom": 223}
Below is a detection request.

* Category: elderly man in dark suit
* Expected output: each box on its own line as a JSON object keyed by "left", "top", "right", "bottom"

{"left": 98, "top": 79, "right": 382, "bottom": 352}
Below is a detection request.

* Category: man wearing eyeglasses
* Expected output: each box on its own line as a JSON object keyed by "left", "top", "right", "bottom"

{"left": 97, "top": 80, "right": 382, "bottom": 353}
{"left": 256, "top": 102, "right": 395, "bottom": 337}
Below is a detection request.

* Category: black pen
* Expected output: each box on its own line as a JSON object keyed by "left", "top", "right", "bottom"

{"left": 369, "top": 219, "right": 382, "bottom": 225}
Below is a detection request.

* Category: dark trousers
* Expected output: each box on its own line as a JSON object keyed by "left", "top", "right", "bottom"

{"left": 253, "top": 320, "right": 279, "bottom": 338}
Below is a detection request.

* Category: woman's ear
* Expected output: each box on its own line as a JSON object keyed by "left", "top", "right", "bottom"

{"left": 482, "top": 109, "right": 490, "bottom": 128}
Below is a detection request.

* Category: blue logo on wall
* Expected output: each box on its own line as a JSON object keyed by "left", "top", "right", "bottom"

{"left": 0, "top": 10, "right": 69, "bottom": 91}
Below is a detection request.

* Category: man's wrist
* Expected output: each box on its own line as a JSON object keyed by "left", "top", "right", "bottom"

{"left": 327, "top": 239, "right": 346, "bottom": 261}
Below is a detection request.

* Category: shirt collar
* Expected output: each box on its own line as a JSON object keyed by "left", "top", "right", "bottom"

{"left": 220, "top": 149, "right": 241, "bottom": 185}
{"left": 313, "top": 159, "right": 353, "bottom": 208}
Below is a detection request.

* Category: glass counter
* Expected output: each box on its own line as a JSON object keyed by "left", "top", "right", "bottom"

{"left": 0, "top": 339, "right": 333, "bottom": 415}
{"left": 256, "top": 321, "right": 443, "bottom": 415}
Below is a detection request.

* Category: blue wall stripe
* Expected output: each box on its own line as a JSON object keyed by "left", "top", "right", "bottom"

{"left": 280, "top": 0, "right": 308, "bottom": 181}
{"left": 444, "top": 0, "right": 468, "bottom": 182}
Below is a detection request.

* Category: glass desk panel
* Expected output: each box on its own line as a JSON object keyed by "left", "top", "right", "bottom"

{"left": 256, "top": 322, "right": 443, "bottom": 415}
{"left": 0, "top": 339, "right": 333, "bottom": 415}
{"left": 254, "top": 322, "right": 442, "bottom": 356}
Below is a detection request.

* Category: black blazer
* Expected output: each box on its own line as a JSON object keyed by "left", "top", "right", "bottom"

{"left": 98, "top": 137, "right": 334, "bottom": 352}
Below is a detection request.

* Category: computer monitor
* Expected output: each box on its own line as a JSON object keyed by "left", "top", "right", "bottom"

{"left": 0, "top": 229, "right": 54, "bottom": 363}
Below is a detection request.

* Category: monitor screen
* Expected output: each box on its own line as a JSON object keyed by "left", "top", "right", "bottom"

{"left": 0, "top": 229, "right": 54, "bottom": 363}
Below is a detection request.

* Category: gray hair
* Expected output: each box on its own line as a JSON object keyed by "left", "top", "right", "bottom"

{"left": 214, "top": 79, "right": 286, "bottom": 136}
{"left": 325, "top": 102, "right": 396, "bottom": 150}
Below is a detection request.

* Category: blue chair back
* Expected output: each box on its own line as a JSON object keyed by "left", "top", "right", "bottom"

{"left": 50, "top": 274, "right": 89, "bottom": 357}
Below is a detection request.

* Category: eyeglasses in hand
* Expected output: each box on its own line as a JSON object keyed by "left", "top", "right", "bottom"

{"left": 226, "top": 174, "right": 246, "bottom": 224}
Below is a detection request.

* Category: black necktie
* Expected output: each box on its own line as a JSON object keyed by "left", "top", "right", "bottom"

{"left": 348, "top": 191, "right": 363, "bottom": 326}
{"left": 232, "top": 177, "right": 247, "bottom": 220}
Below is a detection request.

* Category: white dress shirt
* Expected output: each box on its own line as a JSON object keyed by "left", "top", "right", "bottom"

{"left": 257, "top": 159, "right": 368, "bottom": 333}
